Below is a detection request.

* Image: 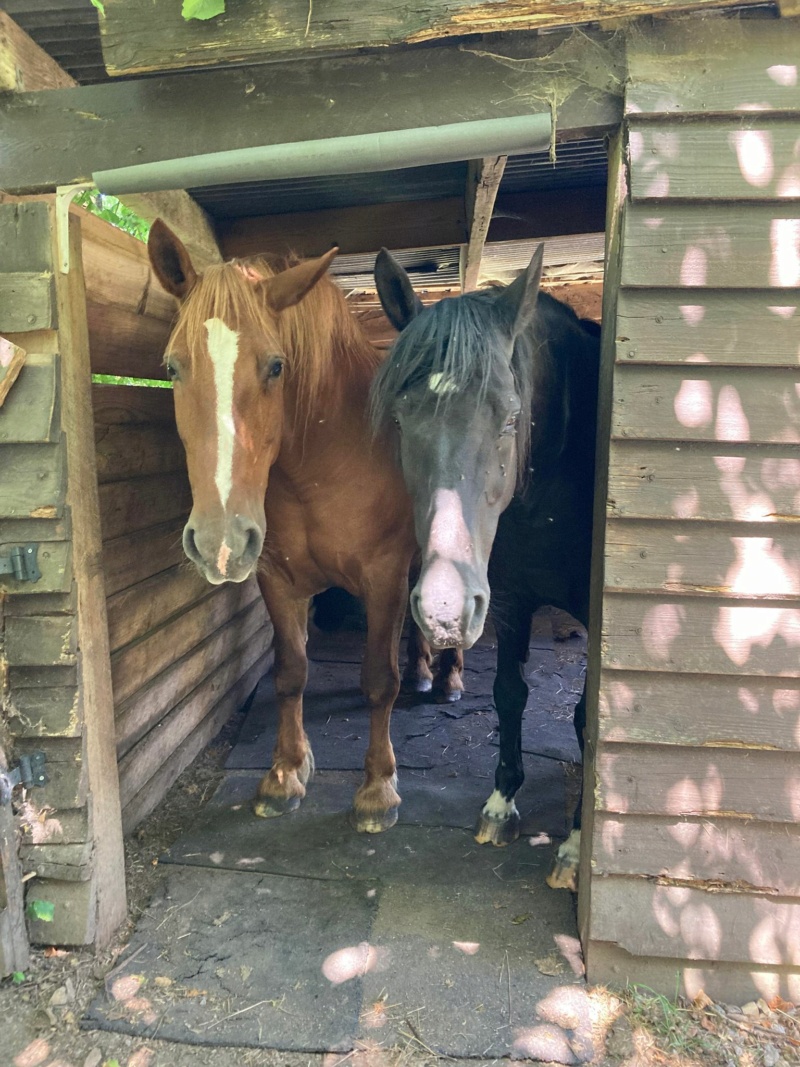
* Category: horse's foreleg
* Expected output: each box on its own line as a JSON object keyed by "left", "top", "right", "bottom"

{"left": 402, "top": 621, "right": 434, "bottom": 694}
{"left": 432, "top": 646, "right": 464, "bottom": 704}
{"left": 547, "top": 686, "right": 585, "bottom": 891}
{"left": 475, "top": 602, "right": 530, "bottom": 847}
{"left": 353, "top": 570, "right": 407, "bottom": 833}
{"left": 253, "top": 579, "right": 313, "bottom": 819}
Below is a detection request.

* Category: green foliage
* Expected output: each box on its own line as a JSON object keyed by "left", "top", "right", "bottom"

{"left": 92, "top": 375, "right": 172, "bottom": 390}
{"left": 89, "top": 0, "right": 105, "bottom": 13}
{"left": 12, "top": 971, "right": 26, "bottom": 984}
{"left": 74, "top": 189, "right": 150, "bottom": 243}
{"left": 26, "top": 899, "right": 55, "bottom": 923}
{"left": 182, "top": 0, "right": 226, "bottom": 20}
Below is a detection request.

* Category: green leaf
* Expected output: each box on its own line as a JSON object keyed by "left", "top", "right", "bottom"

{"left": 12, "top": 971, "right": 26, "bottom": 984}
{"left": 182, "top": 0, "right": 226, "bottom": 20}
{"left": 27, "top": 899, "right": 55, "bottom": 923}
{"left": 89, "top": 0, "right": 105, "bottom": 14}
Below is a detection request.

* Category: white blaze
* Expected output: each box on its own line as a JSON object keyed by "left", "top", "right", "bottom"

{"left": 205, "top": 317, "right": 240, "bottom": 510}
{"left": 428, "top": 372, "right": 459, "bottom": 395}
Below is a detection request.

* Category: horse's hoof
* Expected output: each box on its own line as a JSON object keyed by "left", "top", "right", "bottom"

{"left": 474, "top": 811, "right": 520, "bottom": 847}
{"left": 546, "top": 829, "right": 580, "bottom": 891}
{"left": 403, "top": 675, "right": 433, "bottom": 694}
{"left": 253, "top": 794, "right": 302, "bottom": 819}
{"left": 352, "top": 807, "right": 399, "bottom": 834}
{"left": 434, "top": 686, "right": 462, "bottom": 704}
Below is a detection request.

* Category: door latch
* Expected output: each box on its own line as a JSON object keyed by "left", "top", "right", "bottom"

{"left": 0, "top": 752, "right": 48, "bottom": 806}
{"left": 0, "top": 544, "right": 41, "bottom": 583}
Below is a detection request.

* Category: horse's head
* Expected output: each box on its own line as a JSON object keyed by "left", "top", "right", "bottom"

{"left": 148, "top": 220, "right": 337, "bottom": 584}
{"left": 372, "top": 247, "right": 543, "bottom": 649}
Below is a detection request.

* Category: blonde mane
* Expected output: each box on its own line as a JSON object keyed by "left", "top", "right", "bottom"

{"left": 171, "top": 253, "right": 379, "bottom": 414}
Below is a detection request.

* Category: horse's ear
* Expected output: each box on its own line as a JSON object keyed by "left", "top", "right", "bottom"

{"left": 375, "top": 248, "right": 423, "bottom": 332}
{"left": 496, "top": 243, "right": 544, "bottom": 339}
{"left": 264, "top": 246, "right": 338, "bottom": 312}
{"left": 148, "top": 219, "right": 198, "bottom": 301}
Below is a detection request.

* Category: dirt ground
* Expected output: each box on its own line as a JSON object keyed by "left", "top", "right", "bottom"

{"left": 3, "top": 700, "right": 800, "bottom": 1067}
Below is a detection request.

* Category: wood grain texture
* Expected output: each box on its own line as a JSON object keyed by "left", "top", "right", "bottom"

{"left": 95, "top": 422, "right": 183, "bottom": 484}
{"left": 106, "top": 563, "right": 210, "bottom": 653}
{"left": 18, "top": 842, "right": 93, "bottom": 883}
{"left": 101, "top": 518, "right": 186, "bottom": 598}
{"left": 598, "top": 668, "right": 800, "bottom": 750}
{"left": 0, "top": 356, "right": 60, "bottom": 444}
{"left": 98, "top": 0, "right": 745, "bottom": 76}
{"left": 592, "top": 813, "right": 800, "bottom": 896}
{"left": 612, "top": 365, "right": 800, "bottom": 445}
{"left": 590, "top": 877, "right": 800, "bottom": 966}
{"left": 0, "top": 541, "right": 72, "bottom": 597}
{"left": 0, "top": 273, "right": 55, "bottom": 333}
{"left": 596, "top": 743, "right": 800, "bottom": 822}
{"left": 5, "top": 614, "right": 77, "bottom": 667}
{"left": 0, "top": 441, "right": 65, "bottom": 520}
{"left": 628, "top": 119, "right": 800, "bottom": 202}
{"left": 614, "top": 290, "right": 800, "bottom": 367}
{"left": 602, "top": 592, "right": 800, "bottom": 676}
{"left": 621, "top": 204, "right": 800, "bottom": 290}
{"left": 461, "top": 156, "right": 507, "bottom": 293}
{"left": 7, "top": 685, "right": 81, "bottom": 739}
{"left": 16, "top": 738, "right": 87, "bottom": 813}
{"left": 92, "top": 384, "right": 174, "bottom": 425}
{"left": 0, "top": 9, "right": 75, "bottom": 91}
{"left": 607, "top": 440, "right": 800, "bottom": 523}
{"left": 97, "top": 471, "right": 192, "bottom": 543}
{"left": 0, "top": 743, "right": 29, "bottom": 975}
{"left": 0, "top": 202, "right": 52, "bottom": 272}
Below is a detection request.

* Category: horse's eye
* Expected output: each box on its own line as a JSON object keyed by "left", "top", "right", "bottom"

{"left": 501, "top": 413, "right": 519, "bottom": 435}
{"left": 165, "top": 359, "right": 179, "bottom": 381}
{"left": 265, "top": 358, "right": 284, "bottom": 381}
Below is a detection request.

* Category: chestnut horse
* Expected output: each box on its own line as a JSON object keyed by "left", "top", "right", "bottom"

{"left": 147, "top": 221, "right": 460, "bottom": 832}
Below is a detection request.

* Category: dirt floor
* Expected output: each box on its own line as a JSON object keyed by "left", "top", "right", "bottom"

{"left": 3, "top": 621, "right": 800, "bottom": 1067}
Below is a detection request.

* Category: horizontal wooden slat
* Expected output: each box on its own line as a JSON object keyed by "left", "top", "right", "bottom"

{"left": 0, "top": 202, "right": 52, "bottom": 273}
{"left": 16, "top": 738, "right": 86, "bottom": 812}
{"left": 586, "top": 940, "right": 800, "bottom": 1003}
{"left": 116, "top": 604, "right": 270, "bottom": 757}
{"left": 0, "top": 541, "right": 72, "bottom": 596}
{"left": 615, "top": 290, "right": 800, "bottom": 367}
{"left": 106, "top": 563, "right": 211, "bottom": 653}
{"left": 102, "top": 518, "right": 186, "bottom": 597}
{"left": 602, "top": 592, "right": 800, "bottom": 676}
{"left": 118, "top": 636, "right": 270, "bottom": 809}
{"left": 95, "top": 421, "right": 184, "bottom": 484}
{"left": 0, "top": 441, "right": 65, "bottom": 519}
{"left": 590, "top": 877, "right": 800, "bottom": 966}
{"left": 5, "top": 614, "right": 77, "bottom": 667}
{"left": 598, "top": 669, "right": 800, "bottom": 750}
{"left": 87, "top": 304, "right": 172, "bottom": 382}
{"left": 607, "top": 440, "right": 800, "bottom": 523}
{"left": 626, "top": 18, "right": 800, "bottom": 118}
{"left": 592, "top": 814, "right": 800, "bottom": 896}
{"left": 628, "top": 120, "right": 800, "bottom": 202}
{"left": 612, "top": 365, "right": 800, "bottom": 445}
{"left": 7, "top": 685, "right": 81, "bottom": 739}
{"left": 596, "top": 743, "right": 800, "bottom": 822}
{"left": 111, "top": 581, "right": 259, "bottom": 706}
{"left": 622, "top": 204, "right": 800, "bottom": 290}
{"left": 605, "top": 520, "right": 800, "bottom": 597}
{"left": 0, "top": 355, "right": 59, "bottom": 443}
{"left": 92, "top": 383, "right": 174, "bottom": 425}
{"left": 121, "top": 650, "right": 270, "bottom": 834}
{"left": 0, "top": 272, "right": 54, "bottom": 332}
{"left": 98, "top": 471, "right": 191, "bottom": 542}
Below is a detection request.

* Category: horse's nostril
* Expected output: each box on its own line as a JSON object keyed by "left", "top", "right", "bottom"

{"left": 183, "top": 524, "right": 201, "bottom": 564}
{"left": 243, "top": 523, "right": 262, "bottom": 565}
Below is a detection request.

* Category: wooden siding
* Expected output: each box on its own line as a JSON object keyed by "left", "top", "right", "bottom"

{"left": 585, "top": 17, "right": 800, "bottom": 1002}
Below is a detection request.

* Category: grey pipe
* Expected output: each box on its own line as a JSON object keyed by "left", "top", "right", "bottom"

{"left": 93, "top": 113, "right": 552, "bottom": 195}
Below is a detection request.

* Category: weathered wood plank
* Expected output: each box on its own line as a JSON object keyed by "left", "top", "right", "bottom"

{"left": 19, "top": 842, "right": 93, "bottom": 883}
{"left": 87, "top": 306, "right": 172, "bottom": 383}
{"left": 0, "top": 29, "right": 622, "bottom": 193}
{"left": 626, "top": 17, "right": 800, "bottom": 117}
{"left": 102, "top": 519, "right": 186, "bottom": 598}
{"left": 98, "top": 0, "right": 747, "bottom": 76}
{"left": 0, "top": 441, "right": 65, "bottom": 520}
{"left": 0, "top": 202, "right": 53, "bottom": 272}
{"left": 621, "top": 204, "right": 800, "bottom": 290}
{"left": 605, "top": 519, "right": 800, "bottom": 598}
{"left": 95, "top": 422, "right": 183, "bottom": 484}
{"left": 612, "top": 365, "right": 800, "bottom": 445}
{"left": 121, "top": 650, "right": 270, "bottom": 832}
{"left": 98, "top": 471, "right": 191, "bottom": 543}
{"left": 460, "top": 156, "right": 507, "bottom": 293}
{"left": 0, "top": 743, "right": 29, "bottom": 975}
{"left": 19, "top": 807, "right": 89, "bottom": 847}
{"left": 0, "top": 515, "right": 69, "bottom": 544}
{"left": 92, "top": 384, "right": 174, "bottom": 425}
{"left": 8, "top": 665, "right": 78, "bottom": 691}
{"left": 598, "top": 669, "right": 800, "bottom": 750}
{"left": 111, "top": 582, "right": 259, "bottom": 706}
{"left": 629, "top": 119, "right": 800, "bottom": 202}
{"left": 5, "top": 615, "right": 77, "bottom": 667}
{"left": 106, "top": 563, "right": 219, "bottom": 654}
{"left": 607, "top": 440, "right": 800, "bottom": 523}
{"left": 596, "top": 743, "right": 800, "bottom": 822}
{"left": 0, "top": 9, "right": 75, "bottom": 91}
{"left": 25, "top": 877, "right": 95, "bottom": 947}
{"left": 16, "top": 738, "right": 87, "bottom": 812}
{"left": 0, "top": 273, "right": 55, "bottom": 333}
{"left": 116, "top": 605, "right": 270, "bottom": 758}
{"left": 585, "top": 940, "right": 800, "bottom": 1003}
{"left": 592, "top": 814, "right": 800, "bottom": 896}
{"left": 7, "top": 685, "right": 82, "bottom": 739}
{"left": 602, "top": 592, "right": 800, "bottom": 676}
{"left": 55, "top": 209, "right": 127, "bottom": 944}
{"left": 0, "top": 355, "right": 60, "bottom": 444}
{"left": 590, "top": 876, "right": 800, "bottom": 966}
{"left": 0, "top": 541, "right": 72, "bottom": 597}
{"left": 615, "top": 290, "right": 800, "bottom": 367}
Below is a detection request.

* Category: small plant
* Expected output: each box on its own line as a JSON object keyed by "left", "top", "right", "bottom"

{"left": 12, "top": 971, "right": 26, "bottom": 984}
{"left": 182, "top": 0, "right": 226, "bottom": 19}
{"left": 74, "top": 189, "right": 150, "bottom": 243}
{"left": 26, "top": 899, "right": 55, "bottom": 923}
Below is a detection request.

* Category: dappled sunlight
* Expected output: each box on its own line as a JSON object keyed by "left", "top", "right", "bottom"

{"left": 680, "top": 245, "right": 708, "bottom": 286}
{"left": 12, "top": 1040, "right": 51, "bottom": 1067}
{"left": 715, "top": 603, "right": 800, "bottom": 667}
{"left": 665, "top": 766, "right": 722, "bottom": 815}
{"left": 322, "top": 943, "right": 389, "bottom": 985}
{"left": 512, "top": 985, "right": 594, "bottom": 1064}
{"left": 671, "top": 486, "right": 700, "bottom": 518}
{"left": 641, "top": 602, "right": 684, "bottom": 661}
{"left": 452, "top": 940, "right": 480, "bottom": 955}
{"left": 673, "top": 377, "right": 713, "bottom": 428}
{"left": 679, "top": 303, "right": 706, "bottom": 325}
{"left": 750, "top": 906, "right": 800, "bottom": 966}
{"left": 715, "top": 385, "right": 750, "bottom": 442}
{"left": 770, "top": 217, "right": 800, "bottom": 287}
{"left": 731, "top": 128, "right": 773, "bottom": 187}
{"left": 767, "top": 64, "right": 798, "bottom": 87}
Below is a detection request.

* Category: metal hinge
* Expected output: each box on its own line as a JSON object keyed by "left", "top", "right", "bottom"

{"left": 0, "top": 544, "right": 41, "bottom": 583}
{"left": 0, "top": 752, "right": 48, "bottom": 806}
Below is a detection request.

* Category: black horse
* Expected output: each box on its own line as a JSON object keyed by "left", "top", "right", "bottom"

{"left": 371, "top": 246, "right": 600, "bottom": 890}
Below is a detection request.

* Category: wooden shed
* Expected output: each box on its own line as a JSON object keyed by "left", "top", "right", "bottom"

{"left": 1, "top": 0, "right": 799, "bottom": 1005}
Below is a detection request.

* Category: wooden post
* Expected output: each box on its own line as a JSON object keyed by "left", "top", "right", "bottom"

{"left": 459, "top": 156, "right": 507, "bottom": 292}
{"left": 0, "top": 742, "right": 30, "bottom": 975}
{"left": 53, "top": 207, "right": 127, "bottom": 946}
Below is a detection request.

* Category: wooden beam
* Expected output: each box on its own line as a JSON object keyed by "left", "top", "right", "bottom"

{"left": 460, "top": 156, "right": 507, "bottom": 292}
{"left": 0, "top": 28, "right": 623, "bottom": 195}
{"left": 778, "top": 0, "right": 800, "bottom": 16}
{"left": 97, "top": 0, "right": 752, "bottom": 77}
{"left": 0, "top": 741, "right": 30, "bottom": 975}
{"left": 490, "top": 185, "right": 608, "bottom": 243}
{"left": 0, "top": 11, "right": 220, "bottom": 269}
